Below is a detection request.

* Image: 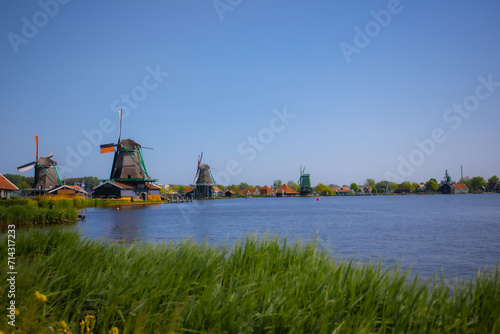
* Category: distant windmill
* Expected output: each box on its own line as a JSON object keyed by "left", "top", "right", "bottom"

{"left": 443, "top": 169, "right": 452, "bottom": 185}
{"left": 297, "top": 165, "right": 312, "bottom": 196}
{"left": 191, "top": 152, "right": 217, "bottom": 198}
{"left": 17, "top": 135, "right": 62, "bottom": 190}
{"left": 100, "top": 110, "right": 151, "bottom": 181}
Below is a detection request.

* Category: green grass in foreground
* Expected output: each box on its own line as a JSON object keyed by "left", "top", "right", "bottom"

{"left": 1, "top": 229, "right": 499, "bottom": 333}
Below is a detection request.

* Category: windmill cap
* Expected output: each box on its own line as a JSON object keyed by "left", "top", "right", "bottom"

{"left": 38, "top": 157, "right": 57, "bottom": 166}
{"left": 118, "top": 139, "right": 141, "bottom": 151}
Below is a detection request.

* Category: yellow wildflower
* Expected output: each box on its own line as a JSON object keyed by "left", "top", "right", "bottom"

{"left": 109, "top": 327, "right": 119, "bottom": 334}
{"left": 15, "top": 309, "right": 19, "bottom": 316}
{"left": 59, "top": 321, "right": 67, "bottom": 328}
{"left": 35, "top": 291, "right": 48, "bottom": 302}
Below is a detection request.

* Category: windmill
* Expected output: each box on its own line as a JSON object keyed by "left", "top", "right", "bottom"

{"left": 17, "top": 135, "right": 62, "bottom": 190}
{"left": 100, "top": 110, "right": 151, "bottom": 181}
{"left": 443, "top": 169, "right": 452, "bottom": 185}
{"left": 297, "top": 165, "right": 312, "bottom": 196}
{"left": 191, "top": 152, "right": 217, "bottom": 198}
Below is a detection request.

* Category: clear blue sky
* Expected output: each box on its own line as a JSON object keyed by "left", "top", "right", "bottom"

{"left": 1, "top": 0, "right": 499, "bottom": 187}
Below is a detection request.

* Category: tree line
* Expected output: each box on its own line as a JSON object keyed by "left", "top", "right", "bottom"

{"left": 3, "top": 174, "right": 100, "bottom": 190}
{"left": 5, "top": 173, "right": 498, "bottom": 195}
{"left": 207, "top": 175, "right": 499, "bottom": 196}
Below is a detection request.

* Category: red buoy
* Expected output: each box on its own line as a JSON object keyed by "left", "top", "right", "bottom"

{"left": 316, "top": 197, "right": 320, "bottom": 201}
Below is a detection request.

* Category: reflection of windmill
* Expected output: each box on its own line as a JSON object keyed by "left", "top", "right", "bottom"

{"left": 191, "top": 152, "right": 217, "bottom": 198}
{"left": 100, "top": 110, "right": 151, "bottom": 181}
{"left": 297, "top": 165, "right": 312, "bottom": 196}
{"left": 17, "top": 135, "right": 62, "bottom": 190}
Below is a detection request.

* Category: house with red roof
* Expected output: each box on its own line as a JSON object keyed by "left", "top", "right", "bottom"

{"left": 453, "top": 183, "right": 469, "bottom": 194}
{"left": 0, "top": 174, "right": 19, "bottom": 199}
{"left": 275, "top": 184, "right": 299, "bottom": 197}
{"left": 47, "top": 184, "right": 88, "bottom": 197}
{"left": 333, "top": 187, "right": 352, "bottom": 196}
{"left": 259, "top": 185, "right": 276, "bottom": 196}
{"left": 235, "top": 188, "right": 260, "bottom": 196}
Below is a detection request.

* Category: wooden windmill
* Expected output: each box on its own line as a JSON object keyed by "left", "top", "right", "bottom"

{"left": 17, "top": 135, "right": 62, "bottom": 190}
{"left": 100, "top": 110, "right": 151, "bottom": 181}
{"left": 297, "top": 165, "right": 312, "bottom": 196}
{"left": 191, "top": 152, "right": 217, "bottom": 198}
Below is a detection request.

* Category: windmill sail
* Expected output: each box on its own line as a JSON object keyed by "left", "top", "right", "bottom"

{"left": 18, "top": 161, "right": 36, "bottom": 173}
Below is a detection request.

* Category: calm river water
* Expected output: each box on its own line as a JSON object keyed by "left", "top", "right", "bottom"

{"left": 71, "top": 194, "right": 500, "bottom": 279}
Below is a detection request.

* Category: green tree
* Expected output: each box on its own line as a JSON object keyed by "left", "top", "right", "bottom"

{"left": 365, "top": 178, "right": 376, "bottom": 188}
{"left": 375, "top": 181, "right": 388, "bottom": 193}
{"left": 19, "top": 181, "right": 30, "bottom": 189}
{"left": 487, "top": 175, "right": 499, "bottom": 191}
{"left": 425, "top": 178, "right": 439, "bottom": 193}
{"left": 273, "top": 180, "right": 282, "bottom": 190}
{"left": 239, "top": 182, "right": 250, "bottom": 189}
{"left": 328, "top": 184, "right": 340, "bottom": 189}
{"left": 64, "top": 176, "right": 100, "bottom": 189}
{"left": 398, "top": 181, "right": 414, "bottom": 193}
{"left": 470, "top": 176, "right": 486, "bottom": 192}
{"left": 315, "top": 183, "right": 333, "bottom": 196}
{"left": 459, "top": 176, "right": 471, "bottom": 190}
{"left": 350, "top": 183, "right": 359, "bottom": 192}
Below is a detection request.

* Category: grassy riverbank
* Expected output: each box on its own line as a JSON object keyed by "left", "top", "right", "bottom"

{"left": 0, "top": 197, "right": 154, "bottom": 225}
{"left": 1, "top": 229, "right": 499, "bottom": 333}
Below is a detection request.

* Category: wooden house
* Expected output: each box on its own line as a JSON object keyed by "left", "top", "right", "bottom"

{"left": 0, "top": 174, "right": 19, "bottom": 199}
{"left": 47, "top": 184, "right": 88, "bottom": 197}
{"left": 93, "top": 181, "right": 160, "bottom": 200}
{"left": 259, "top": 185, "right": 276, "bottom": 196}
{"left": 439, "top": 183, "right": 469, "bottom": 194}
{"left": 334, "top": 187, "right": 352, "bottom": 196}
{"left": 275, "top": 184, "right": 299, "bottom": 197}
{"left": 453, "top": 183, "right": 469, "bottom": 194}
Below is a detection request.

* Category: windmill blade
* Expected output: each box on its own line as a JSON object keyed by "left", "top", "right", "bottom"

{"left": 200, "top": 152, "right": 203, "bottom": 164}
{"left": 34, "top": 135, "right": 39, "bottom": 161}
{"left": 42, "top": 152, "right": 54, "bottom": 159}
{"left": 18, "top": 161, "right": 36, "bottom": 173}
{"left": 100, "top": 143, "right": 116, "bottom": 154}
{"left": 141, "top": 146, "right": 154, "bottom": 150}
{"left": 193, "top": 167, "right": 200, "bottom": 183}
{"left": 117, "top": 109, "right": 122, "bottom": 143}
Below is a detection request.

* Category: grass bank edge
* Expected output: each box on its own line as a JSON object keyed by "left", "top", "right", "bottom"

{"left": 0, "top": 197, "right": 162, "bottom": 225}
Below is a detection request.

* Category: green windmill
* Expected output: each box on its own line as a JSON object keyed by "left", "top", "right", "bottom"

{"left": 298, "top": 166, "right": 313, "bottom": 196}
